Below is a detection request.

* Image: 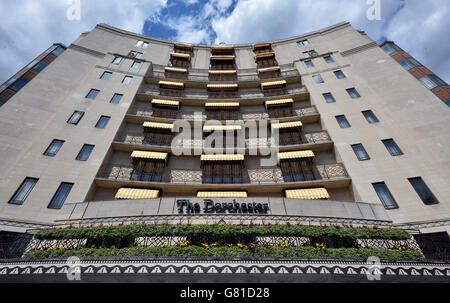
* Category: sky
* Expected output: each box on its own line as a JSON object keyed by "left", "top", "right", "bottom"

{"left": 0, "top": 0, "right": 449, "bottom": 84}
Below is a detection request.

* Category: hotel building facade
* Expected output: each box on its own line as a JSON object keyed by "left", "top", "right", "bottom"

{"left": 0, "top": 22, "right": 449, "bottom": 257}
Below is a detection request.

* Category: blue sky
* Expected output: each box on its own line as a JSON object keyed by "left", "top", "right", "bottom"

{"left": 0, "top": 0, "right": 449, "bottom": 84}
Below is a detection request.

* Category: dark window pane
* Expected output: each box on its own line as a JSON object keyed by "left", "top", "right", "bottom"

{"left": 408, "top": 177, "right": 439, "bottom": 205}
{"left": 324, "top": 55, "right": 334, "bottom": 63}
{"left": 399, "top": 59, "right": 414, "bottom": 70}
{"left": 347, "top": 88, "right": 361, "bottom": 98}
{"left": 351, "top": 144, "right": 370, "bottom": 161}
{"left": 48, "top": 183, "right": 73, "bottom": 209}
{"left": 86, "top": 89, "right": 100, "bottom": 99}
{"left": 67, "top": 111, "right": 84, "bottom": 125}
{"left": 382, "top": 45, "right": 394, "bottom": 54}
{"left": 382, "top": 139, "right": 403, "bottom": 156}
{"left": 110, "top": 93, "right": 123, "bottom": 104}
{"left": 334, "top": 70, "right": 346, "bottom": 79}
{"left": 33, "top": 60, "right": 49, "bottom": 72}
{"left": 372, "top": 182, "right": 398, "bottom": 209}
{"left": 95, "top": 116, "right": 111, "bottom": 129}
{"left": 100, "top": 71, "right": 112, "bottom": 80}
{"left": 362, "top": 110, "right": 379, "bottom": 123}
{"left": 52, "top": 46, "right": 65, "bottom": 56}
{"left": 429, "top": 75, "right": 446, "bottom": 86}
{"left": 336, "top": 115, "right": 351, "bottom": 128}
{"left": 305, "top": 60, "right": 314, "bottom": 68}
{"left": 10, "top": 78, "right": 28, "bottom": 91}
{"left": 44, "top": 139, "right": 64, "bottom": 157}
{"left": 408, "top": 57, "right": 421, "bottom": 66}
{"left": 76, "top": 144, "right": 94, "bottom": 161}
{"left": 323, "top": 93, "right": 335, "bottom": 103}
{"left": 445, "top": 99, "right": 450, "bottom": 107}
{"left": 9, "top": 177, "right": 38, "bottom": 205}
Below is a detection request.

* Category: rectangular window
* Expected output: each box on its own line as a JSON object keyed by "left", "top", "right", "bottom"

{"left": 9, "top": 77, "right": 28, "bottom": 91}
{"left": 86, "top": 89, "right": 100, "bottom": 100}
{"left": 44, "top": 139, "right": 64, "bottom": 157}
{"left": 303, "top": 51, "right": 311, "bottom": 58}
{"left": 408, "top": 177, "right": 439, "bottom": 205}
{"left": 304, "top": 60, "right": 314, "bottom": 68}
{"left": 382, "top": 139, "right": 403, "bottom": 156}
{"left": 323, "top": 93, "right": 335, "bottom": 103}
{"left": 297, "top": 40, "right": 309, "bottom": 46}
{"left": 48, "top": 182, "right": 73, "bottom": 209}
{"left": 33, "top": 60, "right": 48, "bottom": 72}
{"left": 429, "top": 75, "right": 446, "bottom": 86}
{"left": 135, "top": 52, "right": 143, "bottom": 59}
{"left": 334, "top": 70, "right": 346, "bottom": 79}
{"left": 346, "top": 88, "right": 361, "bottom": 99}
{"left": 382, "top": 45, "right": 394, "bottom": 55}
{"left": 122, "top": 76, "right": 133, "bottom": 85}
{"left": 313, "top": 74, "right": 324, "bottom": 84}
{"left": 408, "top": 57, "right": 421, "bottom": 66}
{"left": 419, "top": 76, "right": 438, "bottom": 90}
{"left": 351, "top": 144, "right": 370, "bottom": 161}
{"left": 372, "top": 182, "right": 398, "bottom": 209}
{"left": 399, "top": 58, "right": 414, "bottom": 70}
{"left": 76, "top": 144, "right": 95, "bottom": 161}
{"left": 110, "top": 93, "right": 123, "bottom": 104}
{"left": 335, "top": 115, "right": 351, "bottom": 128}
{"left": 112, "top": 56, "right": 122, "bottom": 65}
{"left": 95, "top": 116, "right": 111, "bottom": 129}
{"left": 445, "top": 99, "right": 450, "bottom": 107}
{"left": 143, "top": 42, "right": 149, "bottom": 48}
{"left": 52, "top": 46, "right": 65, "bottom": 56}
{"left": 132, "top": 61, "right": 141, "bottom": 69}
{"left": 323, "top": 55, "right": 334, "bottom": 63}
{"left": 8, "top": 177, "right": 38, "bottom": 205}
{"left": 100, "top": 71, "right": 112, "bottom": 80}
{"left": 67, "top": 111, "right": 84, "bottom": 125}
{"left": 362, "top": 110, "right": 379, "bottom": 123}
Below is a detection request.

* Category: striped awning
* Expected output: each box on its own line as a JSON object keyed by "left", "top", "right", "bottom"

{"left": 258, "top": 66, "right": 281, "bottom": 73}
{"left": 151, "top": 99, "right": 180, "bottom": 107}
{"left": 285, "top": 188, "right": 330, "bottom": 200}
{"left": 210, "top": 55, "right": 235, "bottom": 60}
{"left": 131, "top": 150, "right": 168, "bottom": 161}
{"left": 203, "top": 125, "right": 242, "bottom": 131}
{"left": 278, "top": 150, "right": 315, "bottom": 161}
{"left": 158, "top": 81, "right": 184, "bottom": 89}
{"left": 207, "top": 83, "right": 238, "bottom": 89}
{"left": 165, "top": 66, "right": 188, "bottom": 73}
{"left": 197, "top": 191, "right": 248, "bottom": 198}
{"left": 143, "top": 121, "right": 174, "bottom": 130}
{"left": 265, "top": 98, "right": 294, "bottom": 108}
{"left": 255, "top": 52, "right": 275, "bottom": 60}
{"left": 209, "top": 70, "right": 237, "bottom": 75}
{"left": 201, "top": 154, "right": 245, "bottom": 161}
{"left": 170, "top": 52, "right": 190, "bottom": 59}
{"left": 271, "top": 121, "right": 303, "bottom": 130}
{"left": 261, "top": 80, "right": 287, "bottom": 89}
{"left": 205, "top": 102, "right": 239, "bottom": 107}
{"left": 115, "top": 188, "right": 160, "bottom": 200}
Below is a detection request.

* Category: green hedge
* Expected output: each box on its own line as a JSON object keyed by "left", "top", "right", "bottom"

{"left": 24, "top": 246, "right": 424, "bottom": 260}
{"left": 34, "top": 224, "right": 411, "bottom": 241}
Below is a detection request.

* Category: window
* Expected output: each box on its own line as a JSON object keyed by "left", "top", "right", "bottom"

{"left": 304, "top": 60, "right": 314, "bottom": 68}
{"left": 100, "top": 71, "right": 112, "bottom": 80}
{"left": 136, "top": 41, "right": 149, "bottom": 48}
{"left": 382, "top": 44, "right": 394, "bottom": 55}
{"left": 419, "top": 76, "right": 438, "bottom": 90}
{"left": 445, "top": 99, "right": 450, "bottom": 107}
{"left": 429, "top": 75, "right": 446, "bottom": 86}
{"left": 67, "top": 111, "right": 84, "bottom": 125}
{"left": 112, "top": 56, "right": 122, "bottom": 65}
{"left": 8, "top": 177, "right": 38, "bottom": 205}
{"left": 346, "top": 88, "right": 361, "bottom": 99}
{"left": 372, "top": 182, "right": 398, "bottom": 209}
{"left": 382, "top": 139, "right": 403, "bottom": 156}
{"left": 143, "top": 42, "right": 149, "bottom": 48}
{"left": 297, "top": 40, "right": 309, "bottom": 46}
{"left": 362, "top": 110, "right": 379, "bottom": 123}
{"left": 399, "top": 58, "right": 414, "bottom": 70}
{"left": 351, "top": 144, "right": 370, "bottom": 161}
{"left": 135, "top": 52, "right": 143, "bottom": 59}
{"left": 95, "top": 116, "right": 111, "bottom": 129}
{"left": 132, "top": 61, "right": 141, "bottom": 69}
{"left": 52, "top": 46, "right": 65, "bottom": 56}
{"left": 48, "top": 182, "right": 73, "bottom": 209}
{"left": 26, "top": 59, "right": 39, "bottom": 69}
{"left": 2, "top": 77, "right": 17, "bottom": 88}
{"left": 44, "top": 139, "right": 64, "bottom": 157}
{"left": 9, "top": 78, "right": 28, "bottom": 91}
{"left": 86, "top": 89, "right": 100, "bottom": 100}
{"left": 303, "top": 51, "right": 311, "bottom": 58}
{"left": 323, "top": 93, "right": 336, "bottom": 103}
{"left": 313, "top": 74, "right": 324, "bottom": 84}
{"left": 33, "top": 60, "right": 49, "bottom": 72}
{"left": 110, "top": 93, "right": 123, "bottom": 104}
{"left": 334, "top": 70, "right": 346, "bottom": 79}
{"left": 76, "top": 144, "right": 95, "bottom": 161}
{"left": 335, "top": 115, "right": 351, "bottom": 128}
{"left": 323, "top": 55, "right": 334, "bottom": 63}
{"left": 408, "top": 57, "right": 421, "bottom": 66}
{"left": 408, "top": 177, "right": 439, "bottom": 205}
{"left": 122, "top": 76, "right": 133, "bottom": 85}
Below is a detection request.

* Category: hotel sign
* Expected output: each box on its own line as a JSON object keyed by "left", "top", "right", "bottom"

{"left": 176, "top": 199, "right": 270, "bottom": 214}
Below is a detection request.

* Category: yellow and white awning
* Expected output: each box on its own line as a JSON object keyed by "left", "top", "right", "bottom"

{"left": 158, "top": 81, "right": 185, "bottom": 89}
{"left": 271, "top": 121, "right": 303, "bottom": 130}
{"left": 265, "top": 98, "right": 294, "bottom": 108}
{"left": 203, "top": 125, "right": 242, "bottom": 132}
{"left": 255, "top": 52, "right": 275, "bottom": 60}
{"left": 258, "top": 66, "right": 281, "bottom": 74}
{"left": 115, "top": 188, "right": 160, "bottom": 200}
{"left": 143, "top": 122, "right": 174, "bottom": 130}
{"left": 165, "top": 66, "right": 188, "bottom": 73}
{"left": 209, "top": 70, "right": 237, "bottom": 75}
{"left": 201, "top": 154, "right": 245, "bottom": 161}
{"left": 205, "top": 102, "right": 239, "bottom": 107}
{"left": 170, "top": 52, "right": 190, "bottom": 60}
{"left": 151, "top": 99, "right": 180, "bottom": 107}
{"left": 207, "top": 83, "right": 238, "bottom": 90}
{"left": 285, "top": 188, "right": 330, "bottom": 200}
{"left": 278, "top": 150, "right": 315, "bottom": 161}
{"left": 210, "top": 55, "right": 235, "bottom": 60}
{"left": 197, "top": 191, "right": 248, "bottom": 198}
{"left": 131, "top": 150, "right": 168, "bottom": 161}
{"left": 261, "top": 80, "right": 287, "bottom": 89}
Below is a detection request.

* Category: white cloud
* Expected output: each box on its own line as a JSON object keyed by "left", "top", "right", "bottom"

{"left": 0, "top": 0, "right": 167, "bottom": 83}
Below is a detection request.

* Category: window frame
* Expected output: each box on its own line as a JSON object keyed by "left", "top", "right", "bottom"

{"left": 346, "top": 88, "right": 361, "bottom": 99}
{"left": 43, "top": 139, "right": 65, "bottom": 157}
{"left": 351, "top": 143, "right": 370, "bottom": 161}
{"left": 86, "top": 89, "right": 100, "bottom": 100}
{"left": 8, "top": 177, "right": 39, "bottom": 205}
{"left": 95, "top": 115, "right": 111, "bottom": 129}
{"left": 304, "top": 60, "right": 314, "bottom": 68}
{"left": 335, "top": 115, "right": 351, "bottom": 128}
{"left": 112, "top": 56, "right": 122, "bottom": 65}
{"left": 372, "top": 182, "right": 399, "bottom": 210}
{"left": 333, "top": 70, "right": 346, "bottom": 79}
{"left": 313, "top": 74, "right": 324, "bottom": 84}
{"left": 419, "top": 76, "right": 438, "bottom": 90}
{"left": 323, "top": 55, "right": 334, "bottom": 63}
{"left": 67, "top": 110, "right": 85, "bottom": 125}
{"left": 382, "top": 139, "right": 403, "bottom": 156}
{"left": 110, "top": 93, "right": 123, "bottom": 104}
{"left": 100, "top": 71, "right": 112, "bottom": 80}
{"left": 408, "top": 177, "right": 439, "bottom": 205}
{"left": 323, "top": 92, "right": 336, "bottom": 103}
{"left": 47, "top": 182, "right": 74, "bottom": 210}
{"left": 362, "top": 110, "right": 379, "bottom": 124}
{"left": 122, "top": 76, "right": 133, "bottom": 85}
{"left": 76, "top": 144, "right": 95, "bottom": 161}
